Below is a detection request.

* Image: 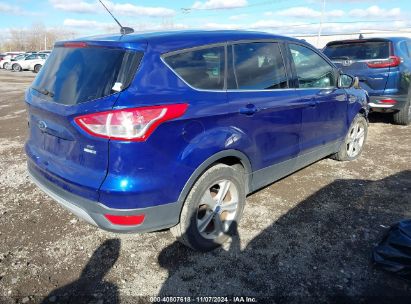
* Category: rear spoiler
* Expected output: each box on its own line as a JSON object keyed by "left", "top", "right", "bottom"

{"left": 326, "top": 38, "right": 390, "bottom": 47}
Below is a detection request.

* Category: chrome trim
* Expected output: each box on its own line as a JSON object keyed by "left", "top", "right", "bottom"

{"left": 368, "top": 102, "right": 395, "bottom": 108}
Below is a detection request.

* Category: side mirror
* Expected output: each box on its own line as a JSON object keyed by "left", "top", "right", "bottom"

{"left": 338, "top": 74, "right": 359, "bottom": 89}
{"left": 353, "top": 76, "right": 360, "bottom": 89}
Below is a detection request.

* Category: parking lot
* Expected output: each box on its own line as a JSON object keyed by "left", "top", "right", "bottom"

{"left": 0, "top": 69, "right": 410, "bottom": 303}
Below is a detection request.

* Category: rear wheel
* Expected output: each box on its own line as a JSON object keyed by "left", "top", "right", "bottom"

{"left": 171, "top": 164, "right": 245, "bottom": 251}
{"left": 12, "top": 64, "right": 21, "bottom": 72}
{"left": 332, "top": 114, "right": 368, "bottom": 161}
{"left": 33, "top": 64, "right": 42, "bottom": 73}
{"left": 393, "top": 99, "right": 411, "bottom": 125}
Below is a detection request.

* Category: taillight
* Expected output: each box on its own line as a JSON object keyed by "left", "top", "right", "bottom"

{"left": 379, "top": 99, "right": 397, "bottom": 104}
{"left": 74, "top": 104, "right": 188, "bottom": 141}
{"left": 366, "top": 56, "right": 401, "bottom": 68}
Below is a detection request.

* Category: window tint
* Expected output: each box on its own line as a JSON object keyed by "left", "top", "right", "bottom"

{"left": 26, "top": 54, "right": 37, "bottom": 60}
{"left": 164, "top": 46, "right": 225, "bottom": 90}
{"left": 290, "top": 44, "right": 336, "bottom": 88}
{"left": 228, "top": 42, "right": 288, "bottom": 90}
{"left": 323, "top": 41, "right": 390, "bottom": 60}
{"left": 32, "top": 47, "right": 143, "bottom": 105}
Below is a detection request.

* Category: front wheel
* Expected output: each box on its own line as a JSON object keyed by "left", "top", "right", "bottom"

{"left": 33, "top": 64, "right": 42, "bottom": 73}
{"left": 12, "top": 64, "right": 22, "bottom": 72}
{"left": 393, "top": 99, "right": 411, "bottom": 126}
{"left": 332, "top": 114, "right": 368, "bottom": 161}
{"left": 171, "top": 164, "right": 246, "bottom": 251}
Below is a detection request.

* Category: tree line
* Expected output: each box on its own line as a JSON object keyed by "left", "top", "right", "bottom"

{"left": 0, "top": 23, "right": 76, "bottom": 52}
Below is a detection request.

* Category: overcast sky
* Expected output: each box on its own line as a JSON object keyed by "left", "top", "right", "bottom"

{"left": 0, "top": 0, "right": 410, "bottom": 37}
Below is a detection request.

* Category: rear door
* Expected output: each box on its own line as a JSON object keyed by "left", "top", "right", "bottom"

{"left": 26, "top": 42, "right": 143, "bottom": 200}
{"left": 226, "top": 41, "right": 303, "bottom": 184}
{"left": 288, "top": 43, "right": 348, "bottom": 153}
{"left": 323, "top": 40, "right": 391, "bottom": 96}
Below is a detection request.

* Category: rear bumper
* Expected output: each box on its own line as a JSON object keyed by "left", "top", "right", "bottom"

{"left": 368, "top": 95, "right": 408, "bottom": 112}
{"left": 28, "top": 162, "right": 181, "bottom": 233}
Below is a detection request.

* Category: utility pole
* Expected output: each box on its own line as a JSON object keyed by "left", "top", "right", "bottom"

{"left": 317, "top": 0, "right": 326, "bottom": 48}
{"left": 44, "top": 34, "right": 47, "bottom": 50}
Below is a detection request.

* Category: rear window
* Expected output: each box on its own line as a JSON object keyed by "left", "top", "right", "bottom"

{"left": 163, "top": 46, "right": 225, "bottom": 90}
{"left": 31, "top": 46, "right": 143, "bottom": 105}
{"left": 323, "top": 41, "right": 390, "bottom": 60}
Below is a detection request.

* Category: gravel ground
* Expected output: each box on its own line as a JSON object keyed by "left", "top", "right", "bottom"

{"left": 0, "top": 69, "right": 410, "bottom": 304}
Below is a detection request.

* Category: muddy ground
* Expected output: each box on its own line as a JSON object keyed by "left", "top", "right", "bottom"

{"left": 0, "top": 69, "right": 410, "bottom": 304}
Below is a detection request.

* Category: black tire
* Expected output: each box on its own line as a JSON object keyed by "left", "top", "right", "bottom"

{"left": 33, "top": 64, "right": 42, "bottom": 73}
{"left": 332, "top": 114, "right": 368, "bottom": 161}
{"left": 171, "top": 164, "right": 246, "bottom": 251}
{"left": 12, "top": 64, "right": 21, "bottom": 72}
{"left": 393, "top": 99, "right": 411, "bottom": 125}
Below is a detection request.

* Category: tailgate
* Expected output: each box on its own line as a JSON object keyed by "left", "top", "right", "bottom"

{"left": 26, "top": 43, "right": 143, "bottom": 201}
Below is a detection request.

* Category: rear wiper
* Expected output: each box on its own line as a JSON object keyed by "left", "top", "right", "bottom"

{"left": 31, "top": 86, "right": 54, "bottom": 97}
{"left": 331, "top": 56, "right": 351, "bottom": 60}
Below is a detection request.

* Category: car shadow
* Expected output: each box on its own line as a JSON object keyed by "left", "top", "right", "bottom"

{"left": 368, "top": 112, "right": 394, "bottom": 124}
{"left": 158, "top": 171, "right": 411, "bottom": 303}
{"left": 41, "top": 239, "right": 121, "bottom": 304}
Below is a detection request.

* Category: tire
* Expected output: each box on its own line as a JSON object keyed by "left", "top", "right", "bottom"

{"left": 332, "top": 114, "right": 368, "bottom": 161}
{"left": 12, "top": 64, "right": 21, "bottom": 72}
{"left": 393, "top": 99, "right": 411, "bottom": 125}
{"left": 171, "top": 164, "right": 246, "bottom": 251}
{"left": 33, "top": 64, "right": 42, "bottom": 73}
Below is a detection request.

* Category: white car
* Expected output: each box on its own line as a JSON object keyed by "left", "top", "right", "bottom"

{"left": 0, "top": 52, "right": 24, "bottom": 69}
{"left": 9, "top": 53, "right": 48, "bottom": 72}
{"left": 29, "top": 57, "right": 47, "bottom": 73}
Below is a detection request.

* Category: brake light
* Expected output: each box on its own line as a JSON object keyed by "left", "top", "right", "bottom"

{"left": 64, "top": 42, "right": 88, "bottom": 48}
{"left": 366, "top": 56, "right": 401, "bottom": 68}
{"left": 104, "top": 214, "right": 145, "bottom": 226}
{"left": 74, "top": 104, "right": 188, "bottom": 141}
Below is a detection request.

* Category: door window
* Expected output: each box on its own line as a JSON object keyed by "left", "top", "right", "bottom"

{"left": 228, "top": 42, "right": 288, "bottom": 90}
{"left": 290, "top": 44, "right": 336, "bottom": 88}
{"left": 164, "top": 46, "right": 225, "bottom": 90}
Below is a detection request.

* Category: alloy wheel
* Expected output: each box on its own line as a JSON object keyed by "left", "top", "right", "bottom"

{"left": 346, "top": 120, "right": 366, "bottom": 158}
{"left": 196, "top": 179, "right": 239, "bottom": 240}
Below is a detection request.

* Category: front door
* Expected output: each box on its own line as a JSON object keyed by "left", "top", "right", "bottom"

{"left": 288, "top": 43, "right": 348, "bottom": 154}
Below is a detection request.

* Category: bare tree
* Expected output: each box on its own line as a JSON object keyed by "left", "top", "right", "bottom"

{"left": 0, "top": 22, "right": 77, "bottom": 52}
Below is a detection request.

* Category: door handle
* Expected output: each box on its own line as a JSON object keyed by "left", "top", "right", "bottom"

{"left": 240, "top": 104, "right": 258, "bottom": 116}
{"left": 308, "top": 100, "right": 317, "bottom": 107}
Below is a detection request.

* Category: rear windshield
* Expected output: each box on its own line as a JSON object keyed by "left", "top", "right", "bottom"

{"left": 323, "top": 41, "right": 390, "bottom": 60}
{"left": 31, "top": 46, "right": 143, "bottom": 105}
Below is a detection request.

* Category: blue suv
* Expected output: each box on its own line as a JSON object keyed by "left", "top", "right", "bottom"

{"left": 323, "top": 37, "right": 411, "bottom": 125}
{"left": 26, "top": 31, "right": 368, "bottom": 251}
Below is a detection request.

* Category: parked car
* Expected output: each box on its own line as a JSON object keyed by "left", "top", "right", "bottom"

{"left": 0, "top": 52, "right": 24, "bottom": 69}
{"left": 29, "top": 57, "right": 47, "bottom": 73}
{"left": 10, "top": 53, "right": 48, "bottom": 72}
{"left": 26, "top": 31, "right": 369, "bottom": 251}
{"left": 323, "top": 37, "right": 411, "bottom": 125}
